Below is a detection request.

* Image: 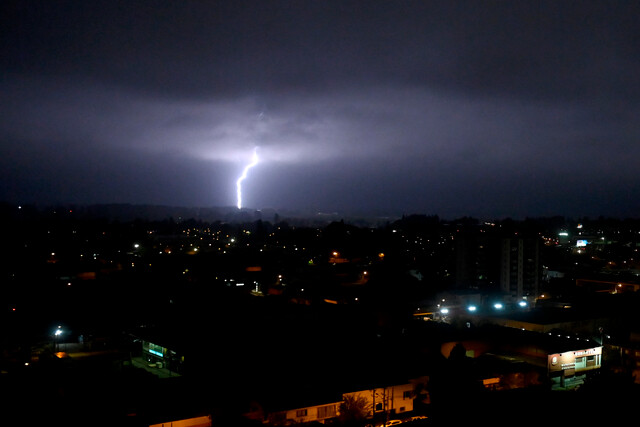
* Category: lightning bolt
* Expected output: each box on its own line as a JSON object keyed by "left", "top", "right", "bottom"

{"left": 236, "top": 147, "right": 259, "bottom": 209}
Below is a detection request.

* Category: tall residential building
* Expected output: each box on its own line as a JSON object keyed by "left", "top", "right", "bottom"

{"left": 500, "top": 237, "right": 540, "bottom": 300}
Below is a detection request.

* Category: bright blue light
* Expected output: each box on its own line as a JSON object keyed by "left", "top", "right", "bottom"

{"left": 493, "top": 303, "right": 504, "bottom": 310}
{"left": 518, "top": 301, "right": 527, "bottom": 307}
{"left": 467, "top": 305, "right": 477, "bottom": 312}
{"left": 149, "top": 349, "right": 163, "bottom": 357}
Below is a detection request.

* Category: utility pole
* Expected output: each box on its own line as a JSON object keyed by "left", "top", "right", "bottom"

{"left": 371, "top": 389, "right": 376, "bottom": 426}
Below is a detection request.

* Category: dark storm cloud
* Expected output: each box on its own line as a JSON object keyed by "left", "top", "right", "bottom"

{"left": 6, "top": 1, "right": 639, "bottom": 100}
{"left": 2, "top": 1, "right": 639, "bottom": 218}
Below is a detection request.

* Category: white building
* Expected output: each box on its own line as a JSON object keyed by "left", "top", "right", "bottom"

{"left": 264, "top": 382, "right": 418, "bottom": 425}
{"left": 342, "top": 383, "right": 416, "bottom": 419}
{"left": 266, "top": 401, "right": 340, "bottom": 425}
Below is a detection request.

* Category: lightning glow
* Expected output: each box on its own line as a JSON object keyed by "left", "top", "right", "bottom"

{"left": 236, "top": 147, "right": 259, "bottom": 209}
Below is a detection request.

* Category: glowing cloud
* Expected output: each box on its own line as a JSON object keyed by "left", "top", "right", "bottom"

{"left": 236, "top": 147, "right": 259, "bottom": 209}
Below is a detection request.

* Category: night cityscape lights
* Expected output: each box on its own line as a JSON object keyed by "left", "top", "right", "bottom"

{"left": 3, "top": 2, "right": 640, "bottom": 426}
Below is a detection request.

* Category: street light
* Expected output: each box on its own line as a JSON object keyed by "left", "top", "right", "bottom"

{"left": 54, "top": 326, "right": 63, "bottom": 352}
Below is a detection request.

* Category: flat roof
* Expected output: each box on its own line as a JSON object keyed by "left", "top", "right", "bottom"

{"left": 463, "top": 324, "right": 602, "bottom": 355}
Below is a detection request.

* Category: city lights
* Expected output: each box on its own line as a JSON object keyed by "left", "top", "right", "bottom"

{"left": 3, "top": 1, "right": 640, "bottom": 423}
{"left": 3, "top": 210, "right": 638, "bottom": 421}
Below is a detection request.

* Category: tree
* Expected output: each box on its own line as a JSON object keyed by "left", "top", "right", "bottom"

{"left": 339, "top": 394, "right": 371, "bottom": 426}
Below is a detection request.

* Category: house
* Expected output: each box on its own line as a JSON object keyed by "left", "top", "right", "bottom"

{"left": 259, "top": 380, "right": 424, "bottom": 425}
{"left": 343, "top": 383, "right": 416, "bottom": 418}
{"left": 265, "top": 401, "right": 341, "bottom": 425}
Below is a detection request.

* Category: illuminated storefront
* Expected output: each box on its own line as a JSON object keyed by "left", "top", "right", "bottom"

{"left": 142, "top": 340, "right": 184, "bottom": 374}
{"left": 548, "top": 346, "right": 602, "bottom": 388}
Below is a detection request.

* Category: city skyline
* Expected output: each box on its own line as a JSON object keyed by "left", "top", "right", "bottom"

{"left": 2, "top": 1, "right": 640, "bottom": 219}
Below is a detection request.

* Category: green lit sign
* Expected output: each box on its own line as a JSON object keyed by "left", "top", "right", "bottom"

{"left": 148, "top": 342, "right": 164, "bottom": 358}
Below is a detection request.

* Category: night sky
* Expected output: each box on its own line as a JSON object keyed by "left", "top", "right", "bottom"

{"left": 2, "top": 1, "right": 639, "bottom": 219}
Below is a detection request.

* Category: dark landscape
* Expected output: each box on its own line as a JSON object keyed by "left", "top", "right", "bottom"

{"left": 2, "top": 203, "right": 640, "bottom": 425}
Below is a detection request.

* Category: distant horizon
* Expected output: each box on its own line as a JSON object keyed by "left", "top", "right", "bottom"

{"left": 4, "top": 200, "right": 640, "bottom": 224}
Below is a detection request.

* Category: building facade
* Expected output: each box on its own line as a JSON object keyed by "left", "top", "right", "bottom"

{"left": 141, "top": 339, "right": 184, "bottom": 374}
{"left": 548, "top": 346, "right": 602, "bottom": 389}
{"left": 500, "top": 237, "right": 540, "bottom": 301}
{"left": 266, "top": 401, "right": 340, "bottom": 425}
{"left": 343, "top": 383, "right": 416, "bottom": 419}
{"left": 263, "top": 382, "right": 417, "bottom": 425}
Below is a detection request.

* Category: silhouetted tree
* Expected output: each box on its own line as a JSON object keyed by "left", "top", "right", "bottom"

{"left": 338, "top": 394, "right": 371, "bottom": 426}
{"left": 448, "top": 342, "right": 468, "bottom": 362}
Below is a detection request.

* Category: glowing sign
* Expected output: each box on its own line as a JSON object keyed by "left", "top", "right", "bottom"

{"left": 236, "top": 147, "right": 259, "bottom": 209}
{"left": 148, "top": 342, "right": 164, "bottom": 358}
{"left": 576, "top": 240, "right": 588, "bottom": 247}
{"left": 548, "top": 347, "right": 602, "bottom": 372}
